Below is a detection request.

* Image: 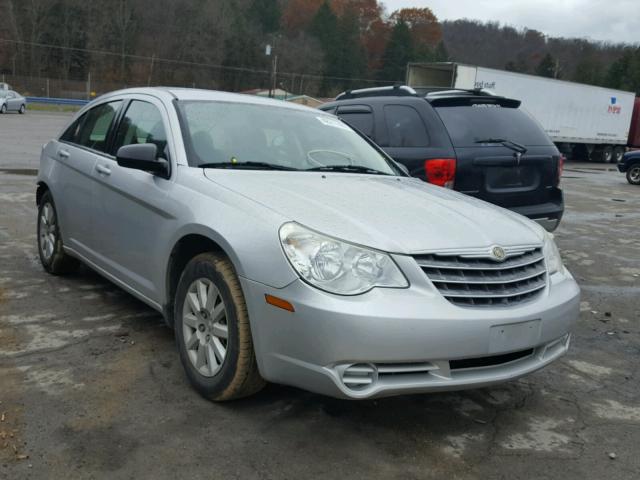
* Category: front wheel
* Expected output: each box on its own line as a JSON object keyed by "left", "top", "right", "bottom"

{"left": 174, "top": 253, "right": 265, "bottom": 401}
{"left": 37, "top": 191, "right": 80, "bottom": 274}
{"left": 627, "top": 165, "right": 640, "bottom": 185}
{"left": 0, "top": 104, "right": 6, "bottom": 114}
{"left": 19, "top": 104, "right": 25, "bottom": 114}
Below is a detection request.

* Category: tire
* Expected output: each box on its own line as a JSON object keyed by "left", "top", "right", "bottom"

{"left": 0, "top": 104, "right": 6, "bottom": 114}
{"left": 37, "top": 191, "right": 80, "bottom": 275}
{"left": 19, "top": 104, "right": 25, "bottom": 114}
{"left": 627, "top": 165, "right": 640, "bottom": 185}
{"left": 174, "top": 253, "right": 265, "bottom": 401}
{"left": 602, "top": 145, "right": 614, "bottom": 163}
{"left": 613, "top": 146, "right": 625, "bottom": 164}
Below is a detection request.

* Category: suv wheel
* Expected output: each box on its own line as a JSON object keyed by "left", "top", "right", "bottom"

{"left": 37, "top": 191, "right": 80, "bottom": 274}
{"left": 174, "top": 253, "right": 265, "bottom": 401}
{"left": 627, "top": 165, "right": 640, "bottom": 185}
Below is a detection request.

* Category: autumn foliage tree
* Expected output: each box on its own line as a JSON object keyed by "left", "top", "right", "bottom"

{"left": 390, "top": 7, "right": 441, "bottom": 60}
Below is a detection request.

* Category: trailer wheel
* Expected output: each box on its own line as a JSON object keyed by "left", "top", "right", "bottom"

{"left": 602, "top": 145, "right": 614, "bottom": 163}
{"left": 613, "top": 146, "right": 625, "bottom": 164}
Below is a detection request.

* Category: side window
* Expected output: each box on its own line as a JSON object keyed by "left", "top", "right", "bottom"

{"left": 112, "top": 101, "right": 168, "bottom": 159}
{"left": 62, "top": 101, "right": 122, "bottom": 152}
{"left": 384, "top": 105, "right": 430, "bottom": 147}
{"left": 337, "top": 105, "right": 374, "bottom": 138}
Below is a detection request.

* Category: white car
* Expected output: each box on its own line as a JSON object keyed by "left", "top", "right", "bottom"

{"left": 36, "top": 87, "right": 580, "bottom": 400}
{"left": 0, "top": 90, "right": 27, "bottom": 114}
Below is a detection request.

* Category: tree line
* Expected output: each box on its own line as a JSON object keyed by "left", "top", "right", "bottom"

{"left": 0, "top": 0, "right": 639, "bottom": 97}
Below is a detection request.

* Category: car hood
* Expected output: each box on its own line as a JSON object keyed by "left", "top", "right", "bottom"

{"left": 203, "top": 171, "right": 544, "bottom": 254}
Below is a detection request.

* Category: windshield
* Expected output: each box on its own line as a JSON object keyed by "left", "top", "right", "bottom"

{"left": 176, "top": 100, "right": 399, "bottom": 174}
{"left": 435, "top": 105, "right": 553, "bottom": 147}
{"left": 0, "top": 91, "right": 7, "bottom": 98}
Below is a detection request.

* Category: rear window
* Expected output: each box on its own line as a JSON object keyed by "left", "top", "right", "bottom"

{"left": 435, "top": 105, "right": 552, "bottom": 147}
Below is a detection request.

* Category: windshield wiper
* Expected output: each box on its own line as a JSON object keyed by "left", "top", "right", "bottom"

{"left": 306, "top": 165, "right": 392, "bottom": 175}
{"left": 474, "top": 138, "right": 527, "bottom": 154}
{"left": 199, "top": 161, "right": 298, "bottom": 171}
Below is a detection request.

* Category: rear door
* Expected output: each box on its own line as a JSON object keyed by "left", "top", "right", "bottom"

{"left": 433, "top": 98, "right": 560, "bottom": 208}
{"left": 336, "top": 99, "right": 454, "bottom": 180}
{"left": 56, "top": 100, "right": 123, "bottom": 259}
{"left": 7, "top": 91, "right": 19, "bottom": 110}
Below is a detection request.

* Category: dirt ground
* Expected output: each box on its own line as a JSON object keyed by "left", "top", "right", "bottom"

{"left": 0, "top": 112, "right": 639, "bottom": 479}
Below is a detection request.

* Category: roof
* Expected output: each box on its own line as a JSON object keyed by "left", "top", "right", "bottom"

{"left": 89, "top": 87, "right": 324, "bottom": 115}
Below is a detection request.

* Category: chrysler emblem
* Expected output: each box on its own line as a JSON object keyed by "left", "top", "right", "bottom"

{"left": 491, "top": 246, "right": 506, "bottom": 261}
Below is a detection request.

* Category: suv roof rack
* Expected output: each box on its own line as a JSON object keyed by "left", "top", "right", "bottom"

{"left": 335, "top": 85, "right": 417, "bottom": 100}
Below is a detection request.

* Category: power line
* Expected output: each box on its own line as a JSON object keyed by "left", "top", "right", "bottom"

{"left": 0, "top": 38, "right": 397, "bottom": 85}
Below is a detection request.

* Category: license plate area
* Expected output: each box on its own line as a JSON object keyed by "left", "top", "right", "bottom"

{"left": 489, "top": 319, "right": 541, "bottom": 354}
{"left": 485, "top": 166, "right": 539, "bottom": 192}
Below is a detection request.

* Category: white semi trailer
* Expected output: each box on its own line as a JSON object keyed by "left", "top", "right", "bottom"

{"left": 406, "top": 62, "right": 639, "bottom": 163}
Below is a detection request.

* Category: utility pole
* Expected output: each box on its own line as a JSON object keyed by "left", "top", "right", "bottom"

{"left": 270, "top": 53, "right": 278, "bottom": 98}
{"left": 147, "top": 54, "right": 156, "bottom": 86}
{"left": 87, "top": 71, "right": 91, "bottom": 100}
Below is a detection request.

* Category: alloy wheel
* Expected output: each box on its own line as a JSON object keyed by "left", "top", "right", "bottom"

{"left": 39, "top": 203, "right": 57, "bottom": 261}
{"left": 629, "top": 166, "right": 640, "bottom": 183}
{"left": 181, "top": 278, "right": 229, "bottom": 377}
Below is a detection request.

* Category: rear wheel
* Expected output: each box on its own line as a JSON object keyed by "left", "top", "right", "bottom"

{"left": 19, "top": 104, "right": 25, "bottom": 114}
{"left": 37, "top": 191, "right": 80, "bottom": 274}
{"left": 0, "top": 104, "right": 6, "bottom": 114}
{"left": 627, "top": 165, "right": 640, "bottom": 185}
{"left": 174, "top": 253, "right": 265, "bottom": 401}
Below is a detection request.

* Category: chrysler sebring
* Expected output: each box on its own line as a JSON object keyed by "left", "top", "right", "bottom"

{"left": 36, "top": 88, "right": 580, "bottom": 400}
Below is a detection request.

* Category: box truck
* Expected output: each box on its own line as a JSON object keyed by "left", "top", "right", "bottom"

{"left": 406, "top": 62, "right": 640, "bottom": 162}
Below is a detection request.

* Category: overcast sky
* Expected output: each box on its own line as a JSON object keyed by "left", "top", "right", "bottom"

{"left": 382, "top": 0, "right": 639, "bottom": 45}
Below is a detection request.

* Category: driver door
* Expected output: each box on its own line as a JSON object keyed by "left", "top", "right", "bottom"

{"left": 91, "top": 97, "right": 175, "bottom": 303}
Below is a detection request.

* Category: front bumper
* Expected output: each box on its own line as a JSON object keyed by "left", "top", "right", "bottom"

{"left": 241, "top": 256, "right": 580, "bottom": 399}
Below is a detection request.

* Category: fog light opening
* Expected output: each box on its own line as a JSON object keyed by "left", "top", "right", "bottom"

{"left": 341, "top": 363, "right": 378, "bottom": 391}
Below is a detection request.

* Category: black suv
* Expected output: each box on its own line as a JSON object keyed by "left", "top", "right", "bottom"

{"left": 320, "top": 86, "right": 564, "bottom": 231}
{"left": 618, "top": 150, "right": 640, "bottom": 185}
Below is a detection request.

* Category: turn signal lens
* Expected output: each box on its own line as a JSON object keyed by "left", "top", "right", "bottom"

{"left": 265, "top": 294, "right": 295, "bottom": 312}
{"left": 424, "top": 158, "right": 456, "bottom": 188}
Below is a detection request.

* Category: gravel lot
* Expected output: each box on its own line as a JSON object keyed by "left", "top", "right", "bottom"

{"left": 1, "top": 112, "right": 639, "bottom": 479}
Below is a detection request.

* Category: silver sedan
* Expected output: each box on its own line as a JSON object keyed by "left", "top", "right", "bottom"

{"left": 0, "top": 90, "right": 27, "bottom": 114}
{"left": 36, "top": 87, "right": 580, "bottom": 400}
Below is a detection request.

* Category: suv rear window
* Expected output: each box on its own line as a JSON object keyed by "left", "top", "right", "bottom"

{"left": 435, "top": 105, "right": 552, "bottom": 147}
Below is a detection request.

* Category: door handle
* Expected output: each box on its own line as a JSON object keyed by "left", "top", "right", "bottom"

{"left": 58, "top": 149, "right": 70, "bottom": 159}
{"left": 95, "top": 164, "right": 111, "bottom": 176}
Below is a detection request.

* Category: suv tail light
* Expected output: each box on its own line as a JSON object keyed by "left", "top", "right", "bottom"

{"left": 425, "top": 159, "right": 456, "bottom": 188}
{"left": 557, "top": 154, "right": 565, "bottom": 185}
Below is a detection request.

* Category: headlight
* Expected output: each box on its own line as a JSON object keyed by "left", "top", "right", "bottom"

{"left": 279, "top": 222, "right": 408, "bottom": 295}
{"left": 543, "top": 231, "right": 563, "bottom": 275}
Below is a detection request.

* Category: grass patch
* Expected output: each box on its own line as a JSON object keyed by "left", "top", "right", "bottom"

{"left": 26, "top": 103, "right": 82, "bottom": 113}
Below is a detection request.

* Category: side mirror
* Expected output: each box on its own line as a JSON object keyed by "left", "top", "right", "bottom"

{"left": 116, "top": 143, "right": 168, "bottom": 177}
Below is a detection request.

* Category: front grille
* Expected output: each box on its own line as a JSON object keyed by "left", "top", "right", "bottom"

{"left": 415, "top": 247, "right": 547, "bottom": 307}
